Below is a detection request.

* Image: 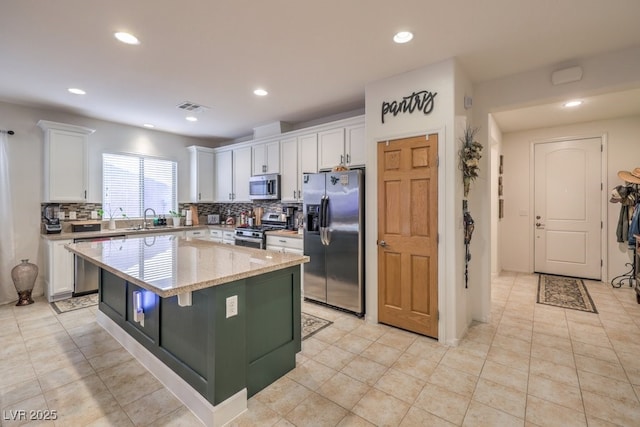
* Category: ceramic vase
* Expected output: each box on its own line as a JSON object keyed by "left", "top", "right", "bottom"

{"left": 11, "top": 259, "right": 38, "bottom": 306}
{"left": 172, "top": 216, "right": 181, "bottom": 227}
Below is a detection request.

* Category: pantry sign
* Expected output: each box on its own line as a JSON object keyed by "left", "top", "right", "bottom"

{"left": 381, "top": 90, "right": 437, "bottom": 124}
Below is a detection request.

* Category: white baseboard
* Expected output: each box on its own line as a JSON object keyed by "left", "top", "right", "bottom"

{"left": 97, "top": 311, "right": 247, "bottom": 426}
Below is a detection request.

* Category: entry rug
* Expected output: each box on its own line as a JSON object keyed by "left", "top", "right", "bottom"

{"left": 51, "top": 293, "right": 98, "bottom": 314}
{"left": 537, "top": 274, "right": 598, "bottom": 313}
{"left": 301, "top": 312, "right": 332, "bottom": 340}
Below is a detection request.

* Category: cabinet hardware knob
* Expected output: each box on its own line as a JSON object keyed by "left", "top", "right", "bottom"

{"left": 346, "top": 154, "right": 350, "bottom": 164}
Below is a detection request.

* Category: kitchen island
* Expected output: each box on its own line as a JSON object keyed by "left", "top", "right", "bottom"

{"left": 66, "top": 235, "right": 309, "bottom": 426}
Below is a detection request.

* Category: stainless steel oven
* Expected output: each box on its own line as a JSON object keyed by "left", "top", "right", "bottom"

{"left": 234, "top": 235, "right": 265, "bottom": 249}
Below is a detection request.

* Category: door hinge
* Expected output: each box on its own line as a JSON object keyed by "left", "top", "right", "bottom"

{"left": 436, "top": 233, "right": 439, "bottom": 244}
{"left": 601, "top": 221, "right": 603, "bottom": 229}
{"left": 601, "top": 259, "right": 603, "bottom": 266}
{"left": 437, "top": 310, "right": 440, "bottom": 321}
{"left": 601, "top": 144, "right": 603, "bottom": 152}
{"left": 436, "top": 156, "right": 439, "bottom": 167}
{"left": 601, "top": 182, "right": 603, "bottom": 190}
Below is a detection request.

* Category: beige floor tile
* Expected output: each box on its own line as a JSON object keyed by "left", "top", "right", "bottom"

{"left": 87, "top": 347, "right": 135, "bottom": 372}
{"left": 525, "top": 395, "right": 587, "bottom": 427}
{"left": 491, "top": 333, "right": 531, "bottom": 357}
{"left": 374, "top": 368, "right": 425, "bottom": 404}
{"left": 428, "top": 365, "right": 478, "bottom": 398}
{"left": 404, "top": 336, "right": 447, "bottom": 362}
{"left": 317, "top": 372, "right": 370, "bottom": 410}
{"left": 0, "top": 379, "right": 43, "bottom": 409}
{"left": 571, "top": 340, "right": 619, "bottom": 364}
{"left": 399, "top": 406, "right": 456, "bottom": 426}
{"left": 530, "top": 342, "right": 576, "bottom": 369}
{"left": 341, "top": 355, "right": 388, "bottom": 387}
{"left": 375, "top": 328, "right": 417, "bottom": 351}
{"left": 153, "top": 406, "right": 205, "bottom": 427}
{"left": 351, "top": 388, "right": 410, "bottom": 427}
{"left": 314, "top": 344, "right": 357, "bottom": 371}
{"left": 575, "top": 353, "right": 628, "bottom": 382}
{"left": 480, "top": 360, "right": 529, "bottom": 393}
{"left": 463, "top": 400, "right": 524, "bottom": 427}
{"left": 98, "top": 359, "right": 164, "bottom": 406}
{"left": 391, "top": 352, "right": 438, "bottom": 381}
{"left": 312, "top": 324, "right": 349, "bottom": 344}
{"left": 337, "top": 413, "right": 377, "bottom": 426}
{"left": 228, "top": 398, "right": 279, "bottom": 427}
{"left": 486, "top": 345, "right": 530, "bottom": 373}
{"left": 472, "top": 378, "right": 526, "bottom": 418}
{"left": 1, "top": 393, "right": 53, "bottom": 427}
{"left": 582, "top": 389, "right": 640, "bottom": 426}
{"left": 577, "top": 370, "right": 637, "bottom": 404}
{"left": 359, "top": 341, "right": 402, "bottom": 367}
{"left": 122, "top": 387, "right": 183, "bottom": 426}
{"left": 300, "top": 336, "right": 330, "bottom": 358}
{"left": 413, "top": 383, "right": 470, "bottom": 425}
{"left": 331, "top": 315, "right": 365, "bottom": 333}
{"left": 440, "top": 347, "right": 486, "bottom": 376}
{"left": 43, "top": 374, "right": 121, "bottom": 426}
{"left": 350, "top": 322, "right": 389, "bottom": 341}
{"left": 333, "top": 333, "right": 373, "bottom": 355}
{"left": 529, "top": 357, "right": 579, "bottom": 388}
{"left": 85, "top": 409, "right": 135, "bottom": 427}
{"left": 37, "top": 358, "right": 96, "bottom": 392}
{"left": 286, "top": 359, "right": 337, "bottom": 390}
{"left": 254, "top": 376, "right": 311, "bottom": 416}
{"left": 285, "top": 392, "right": 348, "bottom": 426}
{"left": 527, "top": 374, "right": 584, "bottom": 412}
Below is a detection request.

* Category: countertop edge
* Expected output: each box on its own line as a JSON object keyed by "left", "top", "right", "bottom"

{"left": 42, "top": 225, "right": 210, "bottom": 241}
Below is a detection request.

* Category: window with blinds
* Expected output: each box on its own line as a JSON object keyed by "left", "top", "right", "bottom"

{"left": 103, "top": 153, "right": 177, "bottom": 218}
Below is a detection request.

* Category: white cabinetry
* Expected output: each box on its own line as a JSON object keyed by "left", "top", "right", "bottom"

{"left": 266, "top": 234, "right": 303, "bottom": 255}
{"left": 281, "top": 134, "right": 318, "bottom": 202}
{"left": 37, "top": 120, "right": 95, "bottom": 202}
{"left": 43, "top": 238, "right": 74, "bottom": 302}
{"left": 252, "top": 140, "right": 280, "bottom": 175}
{"left": 214, "top": 146, "right": 252, "bottom": 202}
{"left": 185, "top": 228, "right": 207, "bottom": 239}
{"left": 318, "top": 123, "right": 365, "bottom": 171}
{"left": 208, "top": 228, "right": 235, "bottom": 244}
{"left": 188, "top": 146, "right": 215, "bottom": 202}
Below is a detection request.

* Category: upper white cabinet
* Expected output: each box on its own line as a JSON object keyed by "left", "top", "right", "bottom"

{"left": 214, "top": 145, "right": 252, "bottom": 202}
{"left": 214, "top": 149, "right": 233, "bottom": 202}
{"left": 187, "top": 146, "right": 215, "bottom": 203}
{"left": 281, "top": 134, "right": 318, "bottom": 203}
{"left": 37, "top": 120, "right": 95, "bottom": 202}
{"left": 233, "top": 146, "right": 252, "bottom": 201}
{"left": 252, "top": 140, "right": 280, "bottom": 175}
{"left": 318, "top": 123, "right": 365, "bottom": 171}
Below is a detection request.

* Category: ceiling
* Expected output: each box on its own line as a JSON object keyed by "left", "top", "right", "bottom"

{"left": 1, "top": 1, "right": 639, "bottom": 141}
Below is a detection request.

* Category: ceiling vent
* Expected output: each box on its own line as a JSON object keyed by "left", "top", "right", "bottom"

{"left": 176, "top": 101, "right": 210, "bottom": 113}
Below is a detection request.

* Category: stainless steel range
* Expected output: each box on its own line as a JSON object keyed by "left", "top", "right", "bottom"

{"left": 234, "top": 212, "right": 287, "bottom": 249}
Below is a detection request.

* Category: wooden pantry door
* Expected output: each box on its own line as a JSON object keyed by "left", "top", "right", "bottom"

{"left": 378, "top": 134, "right": 438, "bottom": 338}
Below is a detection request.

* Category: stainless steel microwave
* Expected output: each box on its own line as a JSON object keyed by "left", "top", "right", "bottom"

{"left": 249, "top": 173, "right": 280, "bottom": 200}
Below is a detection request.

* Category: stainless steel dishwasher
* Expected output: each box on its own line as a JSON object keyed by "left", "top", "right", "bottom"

{"left": 74, "top": 235, "right": 125, "bottom": 296}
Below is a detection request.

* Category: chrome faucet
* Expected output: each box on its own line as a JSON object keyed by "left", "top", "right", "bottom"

{"left": 143, "top": 208, "right": 156, "bottom": 229}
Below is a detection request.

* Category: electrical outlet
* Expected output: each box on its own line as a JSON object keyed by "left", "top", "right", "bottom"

{"left": 226, "top": 295, "right": 238, "bottom": 318}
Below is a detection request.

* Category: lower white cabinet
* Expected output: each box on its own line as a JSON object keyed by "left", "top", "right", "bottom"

{"left": 185, "top": 229, "right": 207, "bottom": 239}
{"left": 266, "top": 234, "right": 303, "bottom": 255}
{"left": 43, "top": 238, "right": 74, "bottom": 302}
{"left": 208, "top": 227, "right": 235, "bottom": 245}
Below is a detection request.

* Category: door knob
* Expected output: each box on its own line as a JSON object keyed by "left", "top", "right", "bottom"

{"left": 379, "top": 240, "right": 387, "bottom": 247}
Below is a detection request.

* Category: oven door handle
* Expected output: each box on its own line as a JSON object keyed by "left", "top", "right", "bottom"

{"left": 234, "top": 236, "right": 262, "bottom": 243}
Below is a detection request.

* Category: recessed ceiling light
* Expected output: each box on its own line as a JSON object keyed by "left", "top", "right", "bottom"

{"left": 254, "top": 88, "right": 268, "bottom": 96}
{"left": 393, "top": 31, "right": 413, "bottom": 44}
{"left": 563, "top": 100, "right": 583, "bottom": 108}
{"left": 114, "top": 32, "right": 140, "bottom": 45}
{"left": 143, "top": 123, "right": 155, "bottom": 128}
{"left": 68, "top": 88, "right": 86, "bottom": 95}
{"left": 185, "top": 116, "right": 198, "bottom": 122}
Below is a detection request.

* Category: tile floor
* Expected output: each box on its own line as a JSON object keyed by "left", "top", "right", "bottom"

{"left": 1, "top": 272, "right": 640, "bottom": 426}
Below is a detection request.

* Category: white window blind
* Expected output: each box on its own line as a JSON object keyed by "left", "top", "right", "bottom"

{"left": 103, "top": 153, "right": 177, "bottom": 218}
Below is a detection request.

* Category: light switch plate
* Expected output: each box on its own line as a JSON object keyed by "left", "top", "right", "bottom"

{"left": 226, "top": 295, "right": 238, "bottom": 318}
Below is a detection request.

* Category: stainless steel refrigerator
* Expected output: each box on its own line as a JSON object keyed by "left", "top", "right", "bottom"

{"left": 303, "top": 170, "right": 364, "bottom": 316}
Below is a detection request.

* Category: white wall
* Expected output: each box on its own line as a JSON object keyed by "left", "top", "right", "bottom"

{"left": 473, "top": 46, "right": 640, "bottom": 310}
{"left": 365, "top": 58, "right": 472, "bottom": 345}
{"left": 500, "top": 116, "right": 640, "bottom": 281}
{"left": 0, "top": 101, "right": 216, "bottom": 304}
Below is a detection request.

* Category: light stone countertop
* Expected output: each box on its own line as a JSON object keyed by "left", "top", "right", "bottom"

{"left": 65, "top": 235, "right": 309, "bottom": 298}
{"left": 265, "top": 229, "right": 303, "bottom": 239}
{"left": 41, "top": 224, "right": 210, "bottom": 241}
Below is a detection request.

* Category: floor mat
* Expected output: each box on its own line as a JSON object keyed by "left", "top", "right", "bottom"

{"left": 51, "top": 293, "right": 98, "bottom": 314}
{"left": 301, "top": 312, "right": 332, "bottom": 340}
{"left": 537, "top": 274, "right": 598, "bottom": 313}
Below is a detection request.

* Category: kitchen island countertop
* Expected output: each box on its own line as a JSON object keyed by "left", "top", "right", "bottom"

{"left": 66, "top": 234, "right": 309, "bottom": 298}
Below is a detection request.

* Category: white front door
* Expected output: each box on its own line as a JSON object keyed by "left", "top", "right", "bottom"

{"left": 534, "top": 138, "right": 602, "bottom": 280}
